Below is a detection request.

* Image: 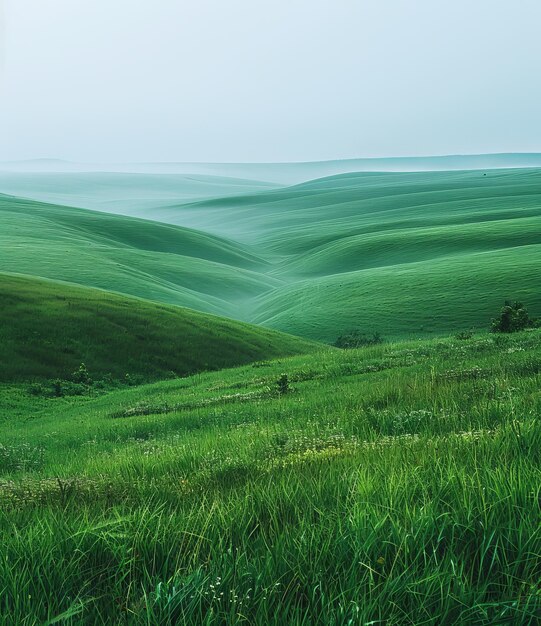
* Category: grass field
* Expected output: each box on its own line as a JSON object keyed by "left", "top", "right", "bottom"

{"left": 1, "top": 329, "right": 541, "bottom": 624}
{"left": 1, "top": 161, "right": 541, "bottom": 624}
{"left": 2, "top": 167, "right": 540, "bottom": 341}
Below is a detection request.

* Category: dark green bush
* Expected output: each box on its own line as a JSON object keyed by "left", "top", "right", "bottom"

{"left": 491, "top": 301, "right": 536, "bottom": 333}
{"left": 72, "top": 362, "right": 92, "bottom": 385}
{"left": 276, "top": 374, "right": 291, "bottom": 395}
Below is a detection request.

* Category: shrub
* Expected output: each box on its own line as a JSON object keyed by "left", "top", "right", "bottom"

{"left": 72, "top": 362, "right": 92, "bottom": 385}
{"left": 334, "top": 330, "right": 384, "bottom": 349}
{"left": 491, "top": 301, "right": 536, "bottom": 334}
{"left": 276, "top": 374, "right": 291, "bottom": 395}
{"left": 455, "top": 330, "right": 474, "bottom": 340}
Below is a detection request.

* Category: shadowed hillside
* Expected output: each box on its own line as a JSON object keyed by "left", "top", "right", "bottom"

{"left": 0, "top": 273, "right": 320, "bottom": 382}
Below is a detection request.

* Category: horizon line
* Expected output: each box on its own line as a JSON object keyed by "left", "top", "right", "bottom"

{"left": 2, "top": 151, "right": 541, "bottom": 167}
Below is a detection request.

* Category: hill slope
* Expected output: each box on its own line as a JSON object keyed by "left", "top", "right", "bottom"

{"left": 184, "top": 168, "right": 541, "bottom": 340}
{"left": 252, "top": 245, "right": 541, "bottom": 341}
{"left": 1, "top": 167, "right": 540, "bottom": 342}
{"left": 0, "top": 194, "right": 280, "bottom": 318}
{"left": 0, "top": 273, "right": 320, "bottom": 382}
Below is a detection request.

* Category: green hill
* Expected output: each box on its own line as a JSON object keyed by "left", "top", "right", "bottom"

{"left": 0, "top": 194, "right": 280, "bottom": 318}
{"left": 183, "top": 168, "right": 541, "bottom": 340}
{"left": 252, "top": 245, "right": 541, "bottom": 341}
{"left": 1, "top": 167, "right": 540, "bottom": 342}
{"left": 0, "top": 273, "right": 320, "bottom": 382}
{"left": 2, "top": 160, "right": 541, "bottom": 624}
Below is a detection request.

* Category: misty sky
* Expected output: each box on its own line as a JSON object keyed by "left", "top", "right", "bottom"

{"left": 1, "top": 0, "right": 540, "bottom": 163}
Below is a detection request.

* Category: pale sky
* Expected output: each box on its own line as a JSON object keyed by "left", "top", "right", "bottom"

{"left": 0, "top": 0, "right": 540, "bottom": 163}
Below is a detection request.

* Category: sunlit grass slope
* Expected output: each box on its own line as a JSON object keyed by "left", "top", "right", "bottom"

{"left": 1, "top": 330, "right": 541, "bottom": 623}
{"left": 252, "top": 245, "right": 541, "bottom": 341}
{"left": 0, "top": 273, "right": 319, "bottom": 382}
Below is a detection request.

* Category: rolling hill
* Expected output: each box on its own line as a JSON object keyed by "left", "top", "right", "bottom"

{"left": 0, "top": 193, "right": 280, "bottom": 318}
{"left": 1, "top": 165, "right": 540, "bottom": 342}
{"left": 0, "top": 273, "right": 320, "bottom": 382}
{"left": 1, "top": 158, "right": 541, "bottom": 624}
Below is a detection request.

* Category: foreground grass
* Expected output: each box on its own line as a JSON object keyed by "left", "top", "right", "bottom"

{"left": 1, "top": 331, "right": 541, "bottom": 624}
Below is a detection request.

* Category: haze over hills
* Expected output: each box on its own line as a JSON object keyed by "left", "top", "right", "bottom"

{"left": 0, "top": 171, "right": 280, "bottom": 217}
{"left": 2, "top": 152, "right": 541, "bottom": 181}
{"left": 1, "top": 152, "right": 540, "bottom": 226}
{"left": 2, "top": 163, "right": 540, "bottom": 342}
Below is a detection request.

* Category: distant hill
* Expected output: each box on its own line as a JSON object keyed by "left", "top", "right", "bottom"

{"left": 0, "top": 273, "right": 320, "bottom": 382}
{"left": 2, "top": 152, "right": 541, "bottom": 183}
{"left": 0, "top": 171, "right": 279, "bottom": 215}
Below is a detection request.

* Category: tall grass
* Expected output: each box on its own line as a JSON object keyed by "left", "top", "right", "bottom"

{"left": 1, "top": 331, "right": 541, "bottom": 623}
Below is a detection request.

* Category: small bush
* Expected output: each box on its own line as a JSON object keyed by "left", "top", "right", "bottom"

{"left": 334, "top": 330, "right": 384, "bottom": 349}
{"left": 276, "top": 374, "right": 291, "bottom": 395}
{"left": 72, "top": 362, "right": 92, "bottom": 385}
{"left": 491, "top": 301, "right": 536, "bottom": 334}
{"left": 455, "top": 330, "right": 474, "bottom": 340}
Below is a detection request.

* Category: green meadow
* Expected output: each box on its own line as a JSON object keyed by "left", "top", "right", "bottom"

{"left": 1, "top": 161, "right": 541, "bottom": 624}
{"left": 2, "top": 167, "right": 540, "bottom": 341}
{"left": 1, "top": 331, "right": 541, "bottom": 624}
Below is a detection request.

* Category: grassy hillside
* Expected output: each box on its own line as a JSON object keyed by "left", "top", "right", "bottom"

{"left": 0, "top": 273, "right": 319, "bottom": 382}
{"left": 180, "top": 169, "right": 541, "bottom": 248}
{"left": 1, "top": 329, "right": 541, "bottom": 623}
{"left": 2, "top": 161, "right": 541, "bottom": 624}
{"left": 169, "top": 169, "right": 541, "bottom": 340}
{"left": 252, "top": 244, "right": 541, "bottom": 341}
{"left": 0, "top": 194, "right": 280, "bottom": 318}
{"left": 1, "top": 167, "right": 540, "bottom": 341}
